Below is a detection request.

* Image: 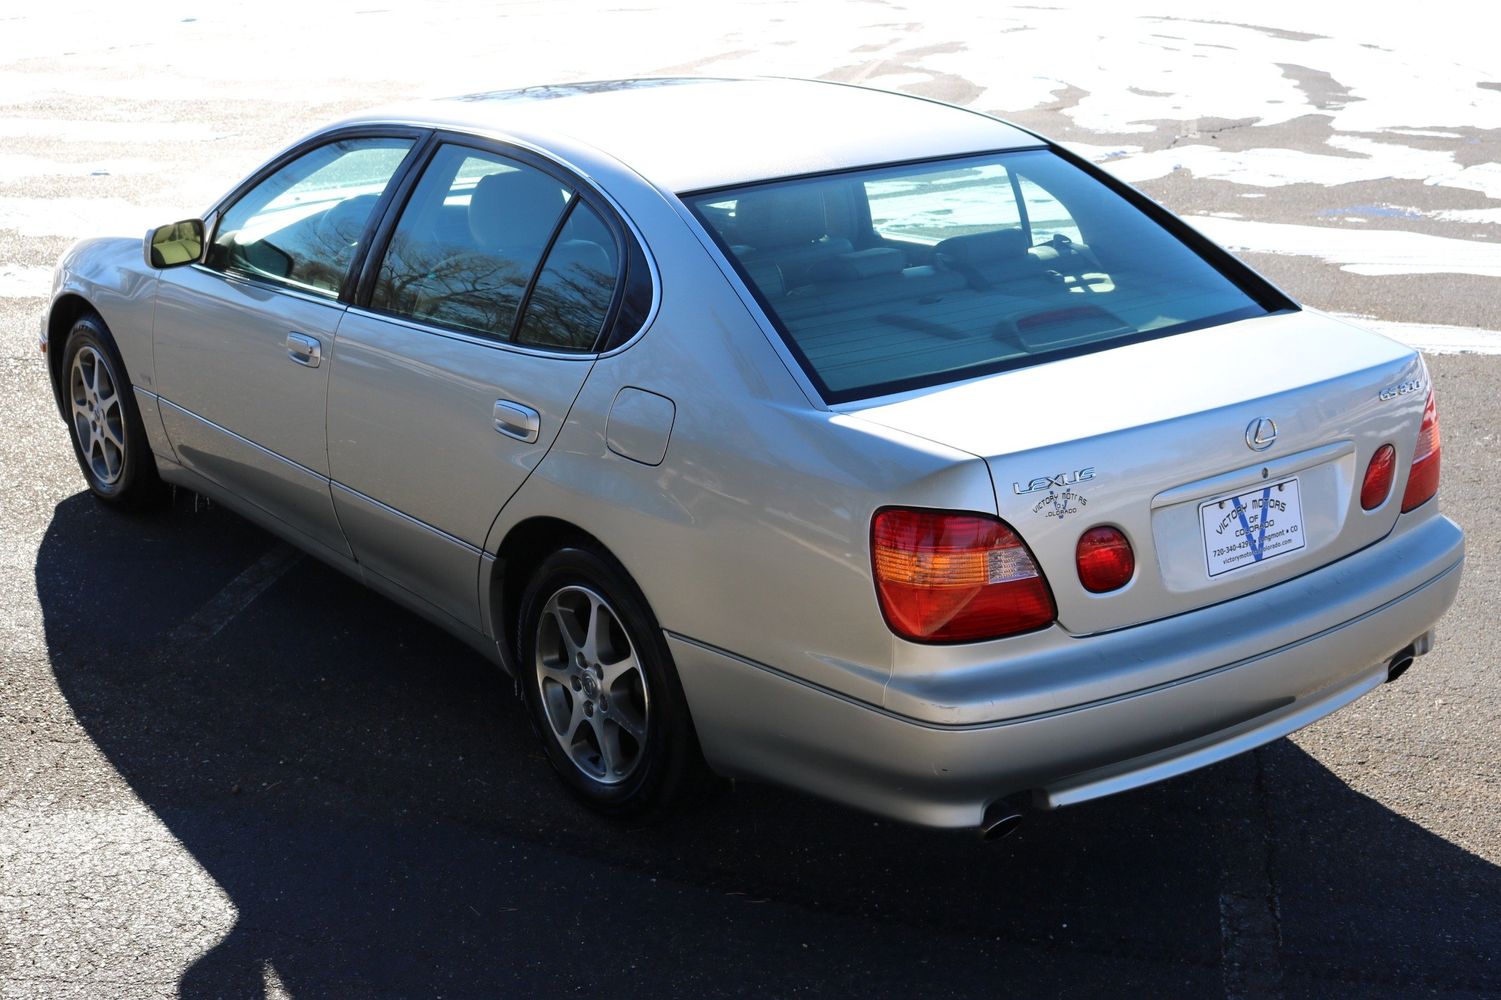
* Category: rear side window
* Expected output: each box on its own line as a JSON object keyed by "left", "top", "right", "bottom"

{"left": 208, "top": 137, "right": 415, "bottom": 297}
{"left": 372, "top": 146, "right": 572, "bottom": 340}
{"left": 687, "top": 149, "right": 1273, "bottom": 402}
{"left": 515, "top": 201, "right": 621, "bottom": 351}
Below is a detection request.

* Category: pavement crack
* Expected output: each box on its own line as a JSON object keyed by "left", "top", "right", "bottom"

{"left": 1218, "top": 748, "right": 1285, "bottom": 1000}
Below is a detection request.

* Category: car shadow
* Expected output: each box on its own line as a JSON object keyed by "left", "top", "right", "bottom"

{"left": 37, "top": 491, "right": 1501, "bottom": 998}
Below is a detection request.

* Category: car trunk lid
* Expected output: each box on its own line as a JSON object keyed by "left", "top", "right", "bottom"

{"left": 844, "top": 309, "right": 1429, "bottom": 635}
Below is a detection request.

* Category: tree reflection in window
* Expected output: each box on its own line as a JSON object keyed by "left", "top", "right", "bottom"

{"left": 373, "top": 150, "right": 569, "bottom": 340}
{"left": 516, "top": 201, "right": 621, "bottom": 351}
{"left": 210, "top": 139, "right": 414, "bottom": 297}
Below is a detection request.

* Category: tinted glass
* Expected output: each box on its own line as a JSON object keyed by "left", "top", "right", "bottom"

{"left": 688, "top": 149, "right": 1268, "bottom": 401}
{"left": 209, "top": 138, "right": 414, "bottom": 297}
{"left": 515, "top": 200, "right": 621, "bottom": 351}
{"left": 372, "top": 145, "right": 571, "bottom": 340}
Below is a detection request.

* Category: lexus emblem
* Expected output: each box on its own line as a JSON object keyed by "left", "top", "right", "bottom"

{"left": 1245, "top": 417, "right": 1278, "bottom": 452}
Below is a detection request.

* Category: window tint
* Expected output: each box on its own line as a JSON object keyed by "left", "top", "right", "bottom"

{"left": 372, "top": 145, "right": 571, "bottom": 340}
{"left": 688, "top": 149, "right": 1269, "bottom": 402}
{"left": 515, "top": 200, "right": 621, "bottom": 351}
{"left": 208, "top": 137, "right": 414, "bottom": 297}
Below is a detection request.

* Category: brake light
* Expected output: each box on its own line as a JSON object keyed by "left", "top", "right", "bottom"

{"left": 1075, "top": 526, "right": 1135, "bottom": 593}
{"left": 1401, "top": 391, "right": 1441, "bottom": 512}
{"left": 1361, "top": 444, "right": 1397, "bottom": 510}
{"left": 871, "top": 508, "right": 1055, "bottom": 643}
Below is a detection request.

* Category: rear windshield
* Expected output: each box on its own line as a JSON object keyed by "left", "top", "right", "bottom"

{"left": 686, "top": 149, "right": 1274, "bottom": 402}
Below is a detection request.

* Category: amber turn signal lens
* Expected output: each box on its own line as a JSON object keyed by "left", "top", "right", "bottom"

{"left": 871, "top": 508, "right": 1055, "bottom": 643}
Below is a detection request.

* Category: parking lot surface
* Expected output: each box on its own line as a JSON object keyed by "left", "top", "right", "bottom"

{"left": 2, "top": 3, "right": 1498, "bottom": 997}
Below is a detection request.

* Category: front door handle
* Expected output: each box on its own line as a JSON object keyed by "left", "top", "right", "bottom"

{"left": 493, "top": 400, "right": 540, "bottom": 443}
{"left": 287, "top": 332, "right": 321, "bottom": 368}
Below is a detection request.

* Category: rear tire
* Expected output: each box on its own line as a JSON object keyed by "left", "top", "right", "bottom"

{"left": 61, "top": 313, "right": 164, "bottom": 509}
{"left": 517, "top": 545, "right": 713, "bottom": 820}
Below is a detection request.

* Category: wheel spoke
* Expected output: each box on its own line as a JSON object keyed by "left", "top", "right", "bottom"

{"left": 591, "top": 714, "right": 623, "bottom": 776}
{"left": 550, "top": 603, "right": 582, "bottom": 661}
{"left": 82, "top": 352, "right": 99, "bottom": 396}
{"left": 611, "top": 704, "right": 647, "bottom": 744}
{"left": 100, "top": 419, "right": 125, "bottom": 451}
{"left": 102, "top": 438, "right": 122, "bottom": 479}
{"left": 563, "top": 694, "right": 587, "bottom": 745}
{"left": 601, "top": 650, "right": 640, "bottom": 690}
{"left": 88, "top": 433, "right": 106, "bottom": 477}
{"left": 581, "top": 594, "right": 611, "bottom": 666}
{"left": 95, "top": 362, "right": 115, "bottom": 401}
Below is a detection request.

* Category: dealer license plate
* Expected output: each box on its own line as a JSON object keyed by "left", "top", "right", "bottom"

{"left": 1200, "top": 477, "right": 1306, "bottom": 578}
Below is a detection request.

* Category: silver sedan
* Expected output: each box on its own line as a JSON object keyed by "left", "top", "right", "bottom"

{"left": 41, "top": 78, "right": 1464, "bottom": 837}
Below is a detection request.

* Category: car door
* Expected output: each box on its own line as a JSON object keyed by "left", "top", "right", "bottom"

{"left": 153, "top": 132, "right": 422, "bottom": 558}
{"left": 327, "top": 141, "right": 626, "bottom": 627}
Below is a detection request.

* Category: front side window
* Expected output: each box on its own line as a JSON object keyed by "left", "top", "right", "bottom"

{"left": 688, "top": 149, "right": 1273, "bottom": 402}
{"left": 208, "top": 137, "right": 415, "bottom": 297}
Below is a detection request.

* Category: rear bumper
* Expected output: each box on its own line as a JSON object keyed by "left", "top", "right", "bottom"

{"left": 670, "top": 512, "right": 1464, "bottom": 828}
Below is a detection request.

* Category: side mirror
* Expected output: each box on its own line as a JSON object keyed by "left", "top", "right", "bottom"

{"left": 145, "top": 219, "right": 205, "bottom": 269}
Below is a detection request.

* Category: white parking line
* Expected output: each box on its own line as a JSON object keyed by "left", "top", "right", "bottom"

{"left": 158, "top": 543, "right": 303, "bottom": 656}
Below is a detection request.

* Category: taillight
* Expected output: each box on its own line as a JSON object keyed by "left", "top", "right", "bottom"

{"left": 871, "top": 508, "right": 1055, "bottom": 643}
{"left": 1401, "top": 391, "right": 1441, "bottom": 512}
{"left": 1075, "top": 526, "right": 1135, "bottom": 593}
{"left": 1361, "top": 444, "right": 1397, "bottom": 510}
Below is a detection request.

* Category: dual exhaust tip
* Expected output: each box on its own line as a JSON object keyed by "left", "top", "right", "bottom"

{"left": 979, "top": 635, "right": 1431, "bottom": 842}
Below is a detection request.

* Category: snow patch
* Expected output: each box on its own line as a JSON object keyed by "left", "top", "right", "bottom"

{"left": 1188, "top": 215, "right": 1501, "bottom": 278}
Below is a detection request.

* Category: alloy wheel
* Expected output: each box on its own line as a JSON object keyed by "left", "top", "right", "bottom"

{"left": 533, "top": 585, "right": 651, "bottom": 785}
{"left": 69, "top": 345, "right": 126, "bottom": 486}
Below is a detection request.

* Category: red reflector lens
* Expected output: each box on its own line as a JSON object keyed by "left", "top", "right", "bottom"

{"left": 871, "top": 508, "right": 1055, "bottom": 643}
{"left": 1075, "top": 526, "right": 1135, "bottom": 593}
{"left": 1401, "top": 391, "right": 1441, "bottom": 512}
{"left": 1361, "top": 444, "right": 1397, "bottom": 511}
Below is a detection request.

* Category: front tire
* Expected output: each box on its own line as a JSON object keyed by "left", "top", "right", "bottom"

{"left": 62, "top": 313, "right": 163, "bottom": 508}
{"left": 517, "top": 546, "right": 712, "bottom": 819}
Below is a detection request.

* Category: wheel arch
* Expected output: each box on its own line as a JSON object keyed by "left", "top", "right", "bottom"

{"left": 488, "top": 515, "right": 637, "bottom": 672}
{"left": 45, "top": 293, "right": 99, "bottom": 418}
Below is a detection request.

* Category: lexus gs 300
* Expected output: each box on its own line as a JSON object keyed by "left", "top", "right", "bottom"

{"left": 42, "top": 77, "right": 1463, "bottom": 837}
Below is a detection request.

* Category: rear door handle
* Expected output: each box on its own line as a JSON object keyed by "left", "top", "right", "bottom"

{"left": 287, "top": 332, "right": 321, "bottom": 368}
{"left": 494, "top": 400, "right": 540, "bottom": 443}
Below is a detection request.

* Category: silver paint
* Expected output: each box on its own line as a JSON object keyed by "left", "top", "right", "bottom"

{"left": 42, "top": 78, "right": 1465, "bottom": 829}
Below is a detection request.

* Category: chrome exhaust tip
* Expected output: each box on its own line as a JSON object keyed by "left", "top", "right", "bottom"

{"left": 1386, "top": 644, "right": 1417, "bottom": 683}
{"left": 979, "top": 802, "right": 1024, "bottom": 842}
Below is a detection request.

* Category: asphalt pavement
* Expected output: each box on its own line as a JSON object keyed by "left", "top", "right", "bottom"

{"left": 1, "top": 4, "right": 1498, "bottom": 998}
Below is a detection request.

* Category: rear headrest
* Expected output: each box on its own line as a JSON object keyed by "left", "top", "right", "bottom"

{"left": 933, "top": 228, "right": 1027, "bottom": 265}
{"left": 469, "top": 169, "right": 568, "bottom": 249}
{"left": 734, "top": 186, "right": 828, "bottom": 249}
{"left": 810, "top": 248, "right": 906, "bottom": 282}
{"left": 547, "top": 239, "right": 613, "bottom": 278}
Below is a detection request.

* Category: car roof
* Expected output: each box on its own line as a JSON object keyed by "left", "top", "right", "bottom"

{"left": 339, "top": 77, "right": 1044, "bottom": 193}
